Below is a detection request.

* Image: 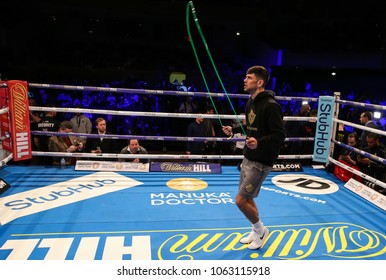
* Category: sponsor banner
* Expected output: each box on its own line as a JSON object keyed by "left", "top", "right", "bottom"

{"left": 0, "top": 172, "right": 143, "bottom": 225}
{"left": 272, "top": 162, "right": 303, "bottom": 172}
{"left": 272, "top": 174, "right": 339, "bottom": 195}
{"left": 6, "top": 80, "right": 32, "bottom": 161}
{"left": 75, "top": 160, "right": 150, "bottom": 172}
{"left": 1, "top": 222, "right": 384, "bottom": 260}
{"left": 150, "top": 162, "right": 221, "bottom": 173}
{"left": 0, "top": 83, "right": 11, "bottom": 152}
{"left": 313, "top": 95, "right": 334, "bottom": 163}
{"left": 0, "top": 178, "right": 10, "bottom": 195}
{"left": 345, "top": 179, "right": 386, "bottom": 211}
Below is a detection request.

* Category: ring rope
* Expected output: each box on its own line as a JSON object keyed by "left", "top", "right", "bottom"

{"left": 27, "top": 83, "right": 319, "bottom": 102}
{"left": 277, "top": 96, "right": 318, "bottom": 102}
{"left": 332, "top": 139, "right": 386, "bottom": 165}
{"left": 28, "top": 83, "right": 247, "bottom": 99}
{"left": 0, "top": 132, "right": 10, "bottom": 142}
{"left": 284, "top": 116, "right": 317, "bottom": 122}
{"left": 330, "top": 93, "right": 386, "bottom": 192}
{"left": 33, "top": 151, "right": 242, "bottom": 160}
{"left": 0, "top": 108, "right": 9, "bottom": 115}
{"left": 32, "top": 151, "right": 313, "bottom": 160}
{"left": 333, "top": 118, "right": 386, "bottom": 137}
{"left": 29, "top": 105, "right": 316, "bottom": 122}
{"left": 31, "top": 131, "right": 243, "bottom": 142}
{"left": 336, "top": 99, "right": 386, "bottom": 111}
{"left": 30, "top": 130, "right": 314, "bottom": 143}
{"left": 30, "top": 106, "right": 241, "bottom": 119}
{"left": 0, "top": 153, "right": 13, "bottom": 167}
{"left": 26, "top": 85, "right": 383, "bottom": 163}
{"left": 329, "top": 156, "right": 386, "bottom": 190}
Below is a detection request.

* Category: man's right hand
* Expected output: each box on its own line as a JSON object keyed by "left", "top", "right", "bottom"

{"left": 222, "top": 126, "right": 232, "bottom": 136}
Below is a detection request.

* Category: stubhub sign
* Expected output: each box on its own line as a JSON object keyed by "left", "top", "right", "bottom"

{"left": 0, "top": 172, "right": 143, "bottom": 225}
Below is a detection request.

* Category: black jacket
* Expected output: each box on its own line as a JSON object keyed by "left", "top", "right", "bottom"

{"left": 86, "top": 131, "right": 117, "bottom": 154}
{"left": 235, "top": 90, "right": 286, "bottom": 166}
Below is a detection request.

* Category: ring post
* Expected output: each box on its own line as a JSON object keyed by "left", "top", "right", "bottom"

{"left": 329, "top": 92, "right": 341, "bottom": 161}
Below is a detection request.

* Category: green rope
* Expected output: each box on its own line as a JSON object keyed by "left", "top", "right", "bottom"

{"left": 186, "top": 1, "right": 246, "bottom": 135}
{"left": 185, "top": 2, "right": 222, "bottom": 126}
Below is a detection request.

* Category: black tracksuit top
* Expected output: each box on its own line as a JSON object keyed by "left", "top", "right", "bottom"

{"left": 234, "top": 90, "right": 286, "bottom": 166}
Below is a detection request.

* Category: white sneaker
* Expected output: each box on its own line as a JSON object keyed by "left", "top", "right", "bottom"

{"left": 248, "top": 227, "right": 269, "bottom": 250}
{"left": 239, "top": 229, "right": 258, "bottom": 244}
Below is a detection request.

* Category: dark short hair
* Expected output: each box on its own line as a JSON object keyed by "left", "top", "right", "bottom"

{"left": 361, "top": 111, "right": 372, "bottom": 120}
{"left": 366, "top": 132, "right": 379, "bottom": 140}
{"left": 246, "top": 66, "right": 269, "bottom": 87}
{"left": 347, "top": 132, "right": 359, "bottom": 143}
{"left": 129, "top": 138, "right": 139, "bottom": 143}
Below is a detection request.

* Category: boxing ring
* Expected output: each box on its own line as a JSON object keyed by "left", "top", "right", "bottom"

{"left": 0, "top": 80, "right": 385, "bottom": 261}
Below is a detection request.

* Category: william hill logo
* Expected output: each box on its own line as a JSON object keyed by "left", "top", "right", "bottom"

{"left": 161, "top": 163, "right": 211, "bottom": 172}
{"left": 9, "top": 81, "right": 32, "bottom": 161}
{"left": 156, "top": 222, "right": 386, "bottom": 260}
{"left": 1, "top": 222, "right": 384, "bottom": 260}
{"left": 151, "top": 162, "right": 221, "bottom": 173}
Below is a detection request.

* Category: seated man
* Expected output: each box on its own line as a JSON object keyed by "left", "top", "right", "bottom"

{"left": 119, "top": 139, "right": 149, "bottom": 163}
{"left": 357, "top": 133, "right": 385, "bottom": 181}
{"left": 338, "top": 132, "right": 360, "bottom": 167}
{"left": 333, "top": 132, "right": 362, "bottom": 182}
{"left": 48, "top": 121, "right": 85, "bottom": 166}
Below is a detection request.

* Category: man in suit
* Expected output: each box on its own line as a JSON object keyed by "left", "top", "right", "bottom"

{"left": 86, "top": 117, "right": 117, "bottom": 157}
{"left": 48, "top": 121, "right": 85, "bottom": 165}
{"left": 359, "top": 111, "right": 379, "bottom": 148}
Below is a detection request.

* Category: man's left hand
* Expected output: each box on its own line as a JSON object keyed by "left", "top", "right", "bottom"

{"left": 246, "top": 137, "right": 258, "bottom": 149}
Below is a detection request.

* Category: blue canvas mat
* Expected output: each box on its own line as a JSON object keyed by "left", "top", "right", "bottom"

{"left": 0, "top": 165, "right": 385, "bottom": 260}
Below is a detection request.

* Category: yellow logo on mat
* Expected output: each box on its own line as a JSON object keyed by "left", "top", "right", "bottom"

{"left": 166, "top": 178, "right": 208, "bottom": 191}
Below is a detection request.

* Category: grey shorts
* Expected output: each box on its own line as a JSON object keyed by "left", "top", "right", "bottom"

{"left": 238, "top": 158, "right": 272, "bottom": 199}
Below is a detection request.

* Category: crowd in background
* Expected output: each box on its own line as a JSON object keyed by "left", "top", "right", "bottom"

{"left": 27, "top": 75, "right": 386, "bottom": 141}
{"left": 6, "top": 74, "right": 385, "bottom": 192}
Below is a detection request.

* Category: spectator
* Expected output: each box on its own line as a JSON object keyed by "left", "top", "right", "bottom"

{"left": 178, "top": 96, "right": 196, "bottom": 113}
{"left": 119, "top": 139, "right": 149, "bottom": 163}
{"left": 28, "top": 98, "right": 42, "bottom": 124}
{"left": 359, "top": 111, "right": 379, "bottom": 148}
{"left": 333, "top": 132, "right": 362, "bottom": 182}
{"left": 86, "top": 117, "right": 117, "bottom": 155}
{"left": 284, "top": 103, "right": 311, "bottom": 154}
{"left": 202, "top": 105, "right": 216, "bottom": 155}
{"left": 301, "top": 108, "right": 318, "bottom": 158}
{"left": 338, "top": 132, "right": 360, "bottom": 166}
{"left": 70, "top": 110, "right": 92, "bottom": 144}
{"left": 186, "top": 111, "right": 206, "bottom": 156}
{"left": 48, "top": 121, "right": 85, "bottom": 166}
{"left": 34, "top": 106, "right": 60, "bottom": 165}
{"left": 357, "top": 133, "right": 385, "bottom": 181}
{"left": 28, "top": 98, "right": 43, "bottom": 155}
{"left": 333, "top": 122, "right": 349, "bottom": 160}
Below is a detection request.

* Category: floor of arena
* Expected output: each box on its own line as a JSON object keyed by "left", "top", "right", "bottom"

{"left": 0, "top": 164, "right": 385, "bottom": 260}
